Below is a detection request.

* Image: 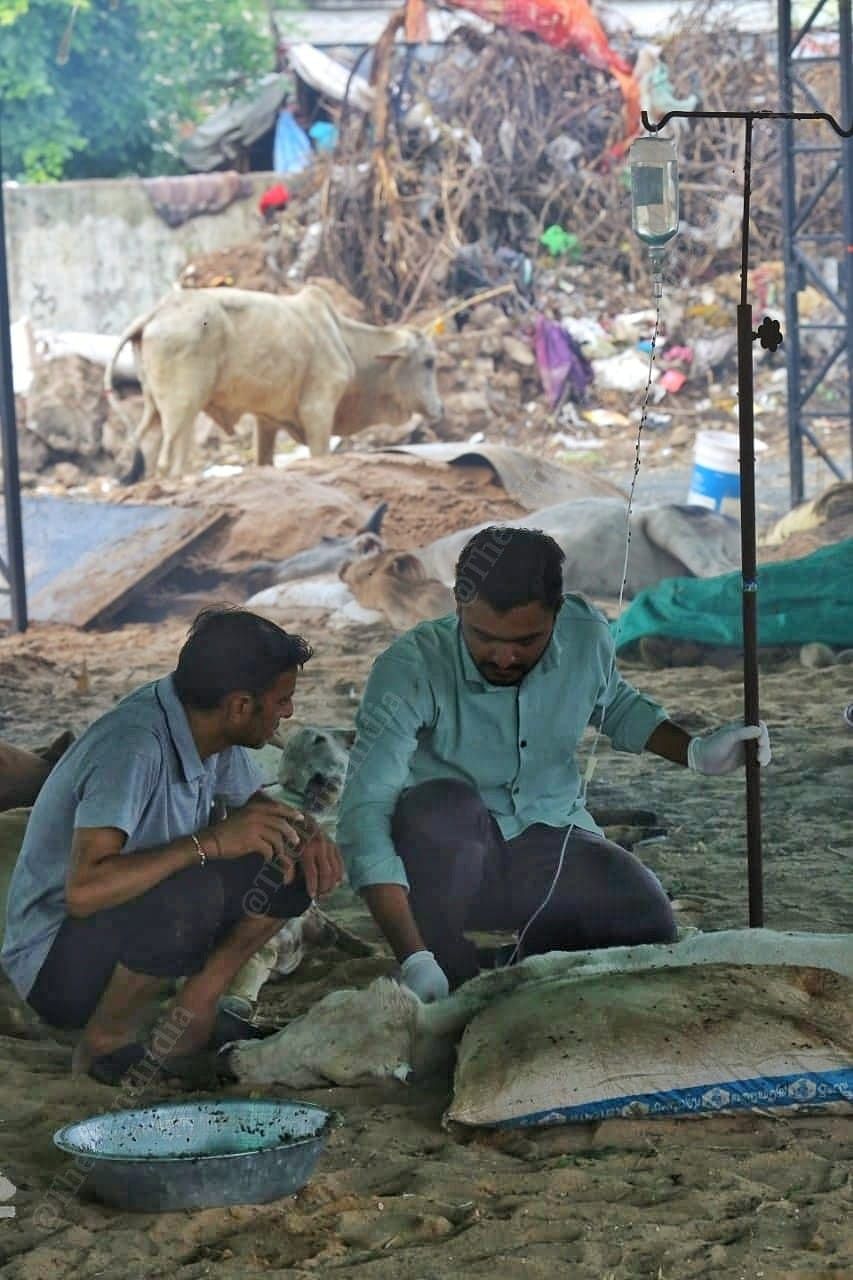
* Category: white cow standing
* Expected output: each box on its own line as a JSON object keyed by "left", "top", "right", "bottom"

{"left": 105, "top": 285, "right": 443, "bottom": 479}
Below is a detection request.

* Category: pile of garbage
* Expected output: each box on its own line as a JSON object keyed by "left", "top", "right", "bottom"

{"left": 249, "top": 1, "right": 838, "bottom": 324}
{"left": 162, "top": 0, "right": 844, "bottom": 460}
{"left": 8, "top": 1, "right": 845, "bottom": 489}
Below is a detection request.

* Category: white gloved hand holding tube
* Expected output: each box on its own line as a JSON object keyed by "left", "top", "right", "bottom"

{"left": 687, "top": 720, "right": 771, "bottom": 776}
{"left": 399, "top": 950, "right": 450, "bottom": 1003}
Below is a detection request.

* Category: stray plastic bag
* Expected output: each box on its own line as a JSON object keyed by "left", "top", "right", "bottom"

{"left": 534, "top": 315, "right": 593, "bottom": 406}
{"left": 259, "top": 183, "right": 290, "bottom": 218}
{"left": 592, "top": 349, "right": 656, "bottom": 393}
{"left": 659, "top": 368, "right": 687, "bottom": 393}
{"left": 309, "top": 121, "right": 338, "bottom": 152}
{"left": 539, "top": 224, "right": 582, "bottom": 260}
{"left": 274, "top": 109, "right": 312, "bottom": 174}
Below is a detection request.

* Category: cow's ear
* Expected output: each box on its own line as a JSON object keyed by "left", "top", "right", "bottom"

{"left": 374, "top": 336, "right": 415, "bottom": 364}
{"left": 391, "top": 553, "right": 425, "bottom": 581}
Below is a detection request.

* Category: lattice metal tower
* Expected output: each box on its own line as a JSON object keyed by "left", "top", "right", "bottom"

{"left": 778, "top": 0, "right": 853, "bottom": 504}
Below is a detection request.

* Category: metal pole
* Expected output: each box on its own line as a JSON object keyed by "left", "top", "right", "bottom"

{"left": 0, "top": 111, "right": 28, "bottom": 633}
{"left": 840, "top": 0, "right": 853, "bottom": 472}
{"left": 778, "top": 0, "right": 805, "bottom": 506}
{"left": 737, "top": 116, "right": 764, "bottom": 928}
{"left": 641, "top": 99, "right": 853, "bottom": 928}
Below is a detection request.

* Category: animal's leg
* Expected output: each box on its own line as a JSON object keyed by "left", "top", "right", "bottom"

{"left": 169, "top": 411, "right": 199, "bottom": 477}
{"left": 255, "top": 419, "right": 277, "bottom": 466}
{"left": 144, "top": 342, "right": 215, "bottom": 477}
{"left": 134, "top": 392, "right": 161, "bottom": 444}
{"left": 129, "top": 393, "right": 161, "bottom": 463}
{"left": 300, "top": 390, "right": 345, "bottom": 458}
{"left": 155, "top": 404, "right": 199, "bottom": 478}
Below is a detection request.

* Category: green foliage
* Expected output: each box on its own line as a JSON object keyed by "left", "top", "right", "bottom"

{"left": 0, "top": 0, "right": 276, "bottom": 181}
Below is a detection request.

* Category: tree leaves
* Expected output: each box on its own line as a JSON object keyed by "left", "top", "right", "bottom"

{"left": 0, "top": 0, "right": 275, "bottom": 180}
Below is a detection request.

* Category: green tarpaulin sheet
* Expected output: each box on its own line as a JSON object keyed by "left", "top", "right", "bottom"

{"left": 612, "top": 540, "right": 853, "bottom": 652}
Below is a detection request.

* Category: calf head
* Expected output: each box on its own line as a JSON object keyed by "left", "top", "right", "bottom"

{"left": 275, "top": 725, "right": 355, "bottom": 815}
{"left": 376, "top": 330, "right": 443, "bottom": 423}
{"left": 341, "top": 549, "right": 454, "bottom": 630}
{"left": 226, "top": 977, "right": 421, "bottom": 1087}
{"left": 340, "top": 549, "right": 426, "bottom": 590}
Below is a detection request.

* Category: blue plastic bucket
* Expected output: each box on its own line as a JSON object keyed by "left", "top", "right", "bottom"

{"left": 687, "top": 430, "right": 765, "bottom": 517}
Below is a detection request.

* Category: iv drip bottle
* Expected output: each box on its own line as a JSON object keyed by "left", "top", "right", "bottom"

{"left": 629, "top": 135, "right": 679, "bottom": 247}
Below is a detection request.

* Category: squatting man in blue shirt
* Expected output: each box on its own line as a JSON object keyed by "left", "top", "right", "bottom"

{"left": 1, "top": 609, "right": 344, "bottom": 1085}
{"left": 336, "top": 526, "right": 771, "bottom": 1004}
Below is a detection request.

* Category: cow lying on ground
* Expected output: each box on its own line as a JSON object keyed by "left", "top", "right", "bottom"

{"left": 244, "top": 503, "right": 388, "bottom": 597}
{"left": 223, "top": 930, "right": 852, "bottom": 1089}
{"left": 246, "top": 500, "right": 740, "bottom": 621}
{"left": 415, "top": 499, "right": 741, "bottom": 598}
{"left": 340, "top": 548, "right": 455, "bottom": 631}
{"left": 245, "top": 540, "right": 454, "bottom": 633}
{"left": 105, "top": 286, "right": 443, "bottom": 480}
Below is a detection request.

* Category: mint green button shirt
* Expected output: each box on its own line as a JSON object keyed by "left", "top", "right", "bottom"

{"left": 336, "top": 594, "right": 669, "bottom": 892}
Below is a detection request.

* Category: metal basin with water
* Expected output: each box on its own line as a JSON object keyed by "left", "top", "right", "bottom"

{"left": 53, "top": 1099, "right": 333, "bottom": 1212}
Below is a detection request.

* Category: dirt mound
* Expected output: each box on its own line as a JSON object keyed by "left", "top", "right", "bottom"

{"left": 119, "top": 453, "right": 526, "bottom": 568}
{"left": 179, "top": 241, "right": 366, "bottom": 320}
{"left": 179, "top": 241, "right": 273, "bottom": 293}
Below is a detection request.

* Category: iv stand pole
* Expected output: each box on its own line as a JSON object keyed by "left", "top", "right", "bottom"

{"left": 0, "top": 107, "right": 27, "bottom": 633}
{"left": 642, "top": 107, "right": 853, "bottom": 928}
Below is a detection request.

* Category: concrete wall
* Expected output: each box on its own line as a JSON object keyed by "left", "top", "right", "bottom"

{"left": 5, "top": 173, "right": 275, "bottom": 335}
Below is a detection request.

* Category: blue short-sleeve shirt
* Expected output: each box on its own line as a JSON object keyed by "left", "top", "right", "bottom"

{"left": 1, "top": 675, "right": 263, "bottom": 999}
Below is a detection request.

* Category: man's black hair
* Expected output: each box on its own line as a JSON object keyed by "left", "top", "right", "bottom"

{"left": 173, "top": 607, "right": 313, "bottom": 710}
{"left": 454, "top": 527, "right": 565, "bottom": 614}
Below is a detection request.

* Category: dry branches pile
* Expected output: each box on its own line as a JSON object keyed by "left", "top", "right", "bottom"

{"left": 309, "top": 1, "right": 843, "bottom": 322}
{"left": 319, "top": 23, "right": 627, "bottom": 321}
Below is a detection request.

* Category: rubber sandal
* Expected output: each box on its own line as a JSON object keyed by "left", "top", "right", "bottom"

{"left": 87, "top": 1041, "right": 146, "bottom": 1086}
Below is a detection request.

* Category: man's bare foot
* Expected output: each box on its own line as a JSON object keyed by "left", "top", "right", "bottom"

{"left": 71, "top": 1029, "right": 140, "bottom": 1077}
{"left": 146, "top": 1000, "right": 216, "bottom": 1064}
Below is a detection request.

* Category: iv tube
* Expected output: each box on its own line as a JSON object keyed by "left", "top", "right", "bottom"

{"left": 629, "top": 135, "right": 679, "bottom": 297}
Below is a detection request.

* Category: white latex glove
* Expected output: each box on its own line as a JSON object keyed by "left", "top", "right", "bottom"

{"left": 688, "top": 720, "right": 771, "bottom": 775}
{"left": 399, "top": 950, "right": 450, "bottom": 1003}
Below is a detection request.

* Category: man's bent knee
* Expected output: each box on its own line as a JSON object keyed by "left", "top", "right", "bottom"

{"left": 392, "top": 779, "right": 487, "bottom": 844}
{"left": 117, "top": 865, "right": 226, "bottom": 977}
{"left": 633, "top": 886, "right": 677, "bottom": 944}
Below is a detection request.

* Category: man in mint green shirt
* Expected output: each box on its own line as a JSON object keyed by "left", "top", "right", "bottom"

{"left": 336, "top": 527, "right": 771, "bottom": 999}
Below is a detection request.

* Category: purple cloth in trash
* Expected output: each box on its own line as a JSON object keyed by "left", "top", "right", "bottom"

{"left": 534, "top": 315, "right": 594, "bottom": 407}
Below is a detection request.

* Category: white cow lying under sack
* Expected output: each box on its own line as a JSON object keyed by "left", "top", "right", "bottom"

{"left": 224, "top": 930, "right": 853, "bottom": 1122}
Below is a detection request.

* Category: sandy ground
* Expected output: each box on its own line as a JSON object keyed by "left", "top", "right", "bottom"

{"left": 0, "top": 596, "right": 851, "bottom": 1278}
{"left": 1, "top": 399, "right": 852, "bottom": 1278}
